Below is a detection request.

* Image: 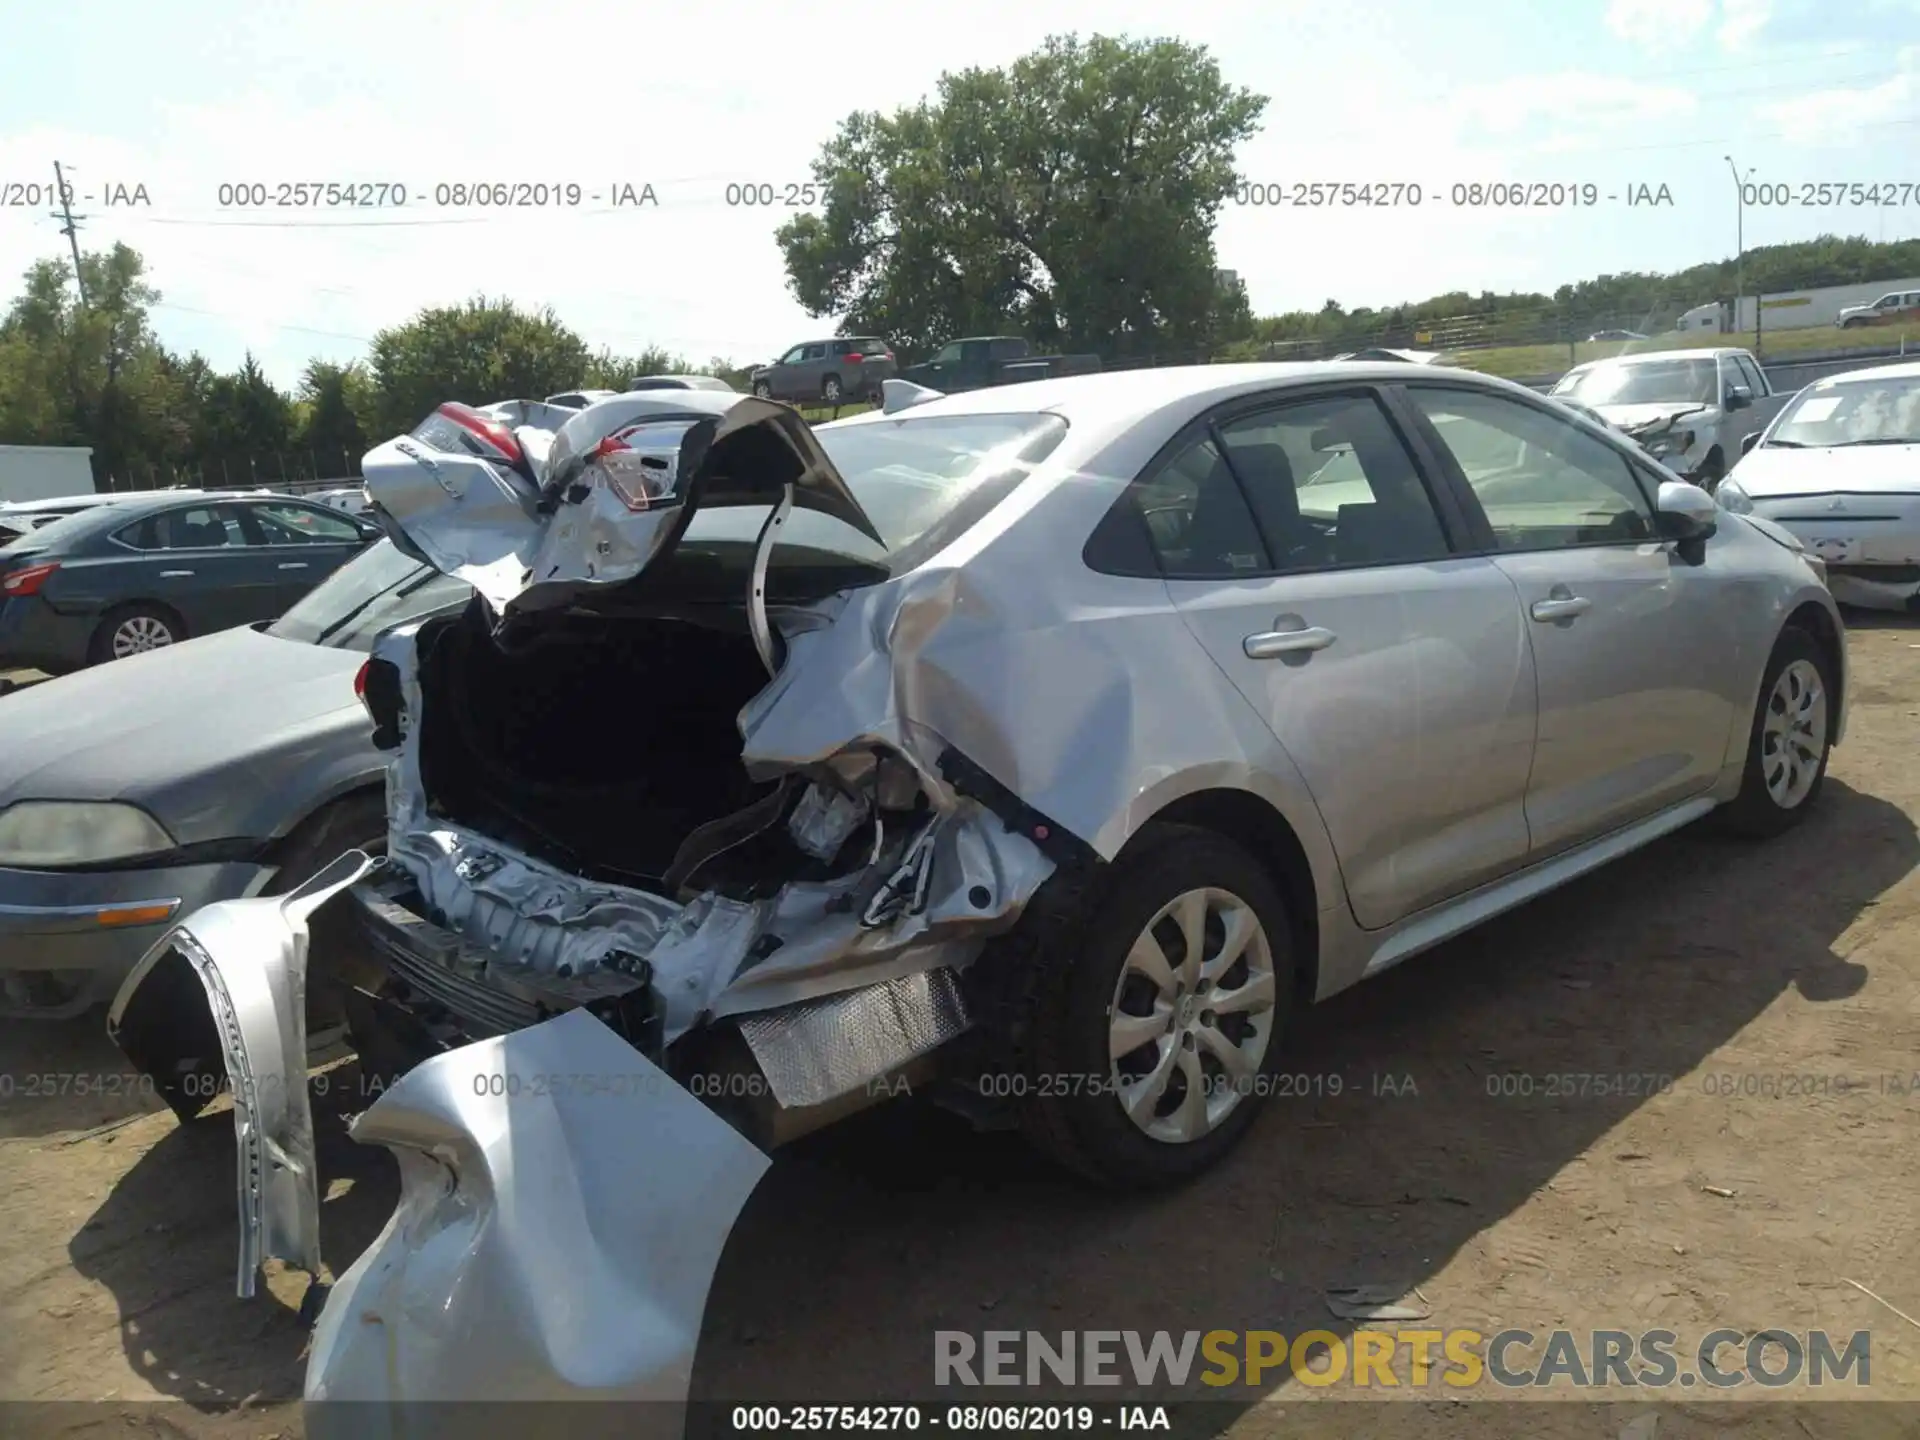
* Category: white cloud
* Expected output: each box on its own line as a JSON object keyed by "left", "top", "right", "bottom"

{"left": 1757, "top": 47, "right": 1919, "bottom": 144}
{"left": 1717, "top": 0, "right": 1773, "bottom": 48}
{"left": 1451, "top": 73, "right": 1697, "bottom": 146}
{"left": 1605, "top": 0, "right": 1714, "bottom": 48}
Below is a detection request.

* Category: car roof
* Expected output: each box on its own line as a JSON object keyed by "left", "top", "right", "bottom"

{"left": 0, "top": 492, "right": 121, "bottom": 513}
{"left": 1573, "top": 348, "right": 1743, "bottom": 366}
{"left": 828, "top": 361, "right": 1541, "bottom": 430}
{"left": 1811, "top": 358, "right": 1920, "bottom": 384}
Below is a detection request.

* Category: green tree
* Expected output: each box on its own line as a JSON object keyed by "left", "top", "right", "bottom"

{"left": 193, "top": 353, "right": 295, "bottom": 484}
{"left": 366, "top": 296, "right": 590, "bottom": 436}
{"left": 294, "top": 359, "right": 374, "bottom": 476}
{"left": 776, "top": 33, "right": 1266, "bottom": 360}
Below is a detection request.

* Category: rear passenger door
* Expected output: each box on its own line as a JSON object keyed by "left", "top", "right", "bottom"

{"left": 1399, "top": 383, "right": 1741, "bottom": 856}
{"left": 110, "top": 502, "right": 275, "bottom": 636}
{"left": 1119, "top": 386, "right": 1538, "bottom": 929}
{"left": 237, "top": 500, "right": 373, "bottom": 612}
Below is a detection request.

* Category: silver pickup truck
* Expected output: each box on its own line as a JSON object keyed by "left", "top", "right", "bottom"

{"left": 1548, "top": 346, "right": 1790, "bottom": 491}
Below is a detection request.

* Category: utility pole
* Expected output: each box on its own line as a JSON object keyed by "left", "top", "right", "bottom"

{"left": 51, "top": 162, "right": 88, "bottom": 307}
{"left": 1723, "top": 156, "right": 1749, "bottom": 346}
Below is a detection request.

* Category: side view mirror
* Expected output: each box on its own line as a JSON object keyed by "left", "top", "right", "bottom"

{"left": 1741, "top": 431, "right": 1762, "bottom": 456}
{"left": 1653, "top": 479, "right": 1718, "bottom": 542}
{"left": 1724, "top": 385, "right": 1753, "bottom": 411}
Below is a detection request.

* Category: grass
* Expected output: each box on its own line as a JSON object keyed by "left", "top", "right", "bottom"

{"left": 787, "top": 322, "right": 1920, "bottom": 421}
{"left": 1438, "top": 321, "right": 1920, "bottom": 381}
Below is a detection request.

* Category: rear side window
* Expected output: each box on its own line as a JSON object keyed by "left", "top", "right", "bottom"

{"left": 115, "top": 505, "right": 246, "bottom": 550}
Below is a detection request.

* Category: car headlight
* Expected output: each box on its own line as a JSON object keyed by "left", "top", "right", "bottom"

{"left": 0, "top": 801, "right": 177, "bottom": 867}
{"left": 1715, "top": 478, "right": 1754, "bottom": 515}
{"left": 1646, "top": 429, "right": 1694, "bottom": 458}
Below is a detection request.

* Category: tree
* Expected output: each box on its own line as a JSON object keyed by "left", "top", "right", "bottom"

{"left": 775, "top": 33, "right": 1266, "bottom": 359}
{"left": 193, "top": 353, "right": 295, "bottom": 484}
{"left": 295, "top": 359, "right": 374, "bottom": 476}
{"left": 366, "top": 297, "right": 590, "bottom": 436}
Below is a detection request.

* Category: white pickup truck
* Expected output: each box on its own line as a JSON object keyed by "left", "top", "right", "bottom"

{"left": 1548, "top": 346, "right": 1790, "bottom": 491}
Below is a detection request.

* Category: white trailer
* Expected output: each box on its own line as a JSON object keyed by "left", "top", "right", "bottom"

{"left": 0, "top": 445, "right": 96, "bottom": 503}
{"left": 1676, "top": 276, "right": 1920, "bottom": 335}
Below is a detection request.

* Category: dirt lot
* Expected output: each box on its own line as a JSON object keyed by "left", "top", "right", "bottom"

{"left": 2, "top": 622, "right": 1918, "bottom": 1438}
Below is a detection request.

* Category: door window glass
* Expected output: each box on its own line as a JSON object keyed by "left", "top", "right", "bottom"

{"left": 1407, "top": 387, "right": 1655, "bottom": 551}
{"left": 246, "top": 502, "right": 364, "bottom": 544}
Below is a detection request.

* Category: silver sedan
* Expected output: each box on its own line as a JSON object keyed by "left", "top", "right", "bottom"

{"left": 115, "top": 367, "right": 1844, "bottom": 1412}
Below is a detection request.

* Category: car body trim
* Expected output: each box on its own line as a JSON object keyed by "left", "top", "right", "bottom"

{"left": 107, "top": 849, "right": 382, "bottom": 1298}
{"left": 0, "top": 895, "right": 181, "bottom": 931}
{"left": 1361, "top": 795, "right": 1717, "bottom": 977}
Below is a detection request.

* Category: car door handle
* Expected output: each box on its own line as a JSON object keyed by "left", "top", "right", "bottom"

{"left": 1530, "top": 594, "right": 1592, "bottom": 622}
{"left": 277, "top": 562, "right": 309, "bottom": 570}
{"left": 159, "top": 569, "right": 194, "bottom": 578}
{"left": 1243, "top": 626, "right": 1337, "bottom": 658}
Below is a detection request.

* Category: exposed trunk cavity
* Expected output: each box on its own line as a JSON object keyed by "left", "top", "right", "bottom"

{"left": 414, "top": 604, "right": 783, "bottom": 893}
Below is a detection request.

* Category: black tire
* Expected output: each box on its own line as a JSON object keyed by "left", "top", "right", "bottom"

{"left": 88, "top": 603, "right": 183, "bottom": 665}
{"left": 1014, "top": 823, "right": 1298, "bottom": 1189}
{"left": 822, "top": 374, "right": 843, "bottom": 404}
{"left": 1695, "top": 448, "right": 1725, "bottom": 493}
{"left": 752, "top": 380, "right": 772, "bottom": 398}
{"left": 1716, "top": 625, "right": 1834, "bottom": 838}
{"left": 1841, "top": 317, "right": 1865, "bottom": 330}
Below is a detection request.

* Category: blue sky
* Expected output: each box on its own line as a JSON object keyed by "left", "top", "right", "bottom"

{"left": 1, "top": 0, "right": 1916, "bottom": 388}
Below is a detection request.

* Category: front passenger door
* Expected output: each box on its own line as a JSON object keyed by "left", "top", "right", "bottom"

{"left": 1132, "top": 388, "right": 1538, "bottom": 929}
{"left": 238, "top": 501, "right": 374, "bottom": 613}
{"left": 1401, "top": 384, "right": 1742, "bottom": 857}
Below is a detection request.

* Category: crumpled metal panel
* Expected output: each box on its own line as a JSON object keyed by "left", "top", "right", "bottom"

{"left": 304, "top": 1007, "right": 769, "bottom": 1427}
{"left": 738, "top": 966, "right": 969, "bottom": 1108}
{"left": 106, "top": 849, "right": 382, "bottom": 1296}
{"left": 373, "top": 623, "right": 1055, "bottom": 1045}
{"left": 361, "top": 391, "right": 880, "bottom": 621}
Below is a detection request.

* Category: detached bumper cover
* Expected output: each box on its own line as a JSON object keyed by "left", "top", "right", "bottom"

{"left": 107, "top": 849, "right": 382, "bottom": 1296}
{"left": 305, "top": 1008, "right": 768, "bottom": 1426}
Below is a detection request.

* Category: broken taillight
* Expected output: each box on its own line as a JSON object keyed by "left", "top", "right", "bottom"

{"left": 590, "top": 426, "right": 680, "bottom": 511}
{"left": 433, "top": 402, "right": 525, "bottom": 466}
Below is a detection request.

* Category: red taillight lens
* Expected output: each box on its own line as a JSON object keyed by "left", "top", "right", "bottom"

{"left": 354, "top": 658, "right": 371, "bottom": 706}
{"left": 435, "top": 402, "right": 525, "bottom": 465}
{"left": 1, "top": 561, "right": 59, "bottom": 597}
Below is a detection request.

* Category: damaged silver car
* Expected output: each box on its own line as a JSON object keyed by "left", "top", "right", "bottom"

{"left": 109, "top": 366, "right": 1845, "bottom": 1413}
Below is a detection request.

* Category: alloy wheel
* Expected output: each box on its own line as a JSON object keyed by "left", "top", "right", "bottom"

{"left": 1107, "top": 886, "right": 1278, "bottom": 1144}
{"left": 112, "top": 615, "right": 175, "bottom": 657}
{"left": 1761, "top": 657, "right": 1827, "bottom": 809}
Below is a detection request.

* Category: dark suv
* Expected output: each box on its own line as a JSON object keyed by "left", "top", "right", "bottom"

{"left": 749, "top": 337, "right": 897, "bottom": 405}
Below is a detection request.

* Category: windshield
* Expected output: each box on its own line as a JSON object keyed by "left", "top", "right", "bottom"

{"left": 672, "top": 412, "right": 1071, "bottom": 573}
{"left": 1766, "top": 373, "right": 1920, "bottom": 448}
{"left": 267, "top": 538, "right": 472, "bottom": 650}
{"left": 1552, "top": 358, "right": 1717, "bottom": 407}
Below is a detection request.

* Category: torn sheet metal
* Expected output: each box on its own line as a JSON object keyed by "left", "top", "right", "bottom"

{"left": 738, "top": 966, "right": 969, "bottom": 1108}
{"left": 361, "top": 391, "right": 881, "bottom": 619}
{"left": 106, "top": 849, "right": 382, "bottom": 1297}
{"left": 372, "top": 624, "right": 1055, "bottom": 1045}
{"left": 304, "top": 1008, "right": 769, "bottom": 1426}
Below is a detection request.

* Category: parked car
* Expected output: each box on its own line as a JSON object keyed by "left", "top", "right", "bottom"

{"left": 896, "top": 335, "right": 1101, "bottom": 392}
{"left": 0, "top": 491, "right": 153, "bottom": 544}
{"left": 0, "top": 538, "right": 469, "bottom": 1018}
{"left": 1332, "top": 347, "right": 1446, "bottom": 363}
{"left": 0, "top": 490, "right": 382, "bottom": 673}
{"left": 626, "top": 374, "right": 736, "bottom": 392}
{"left": 1585, "top": 329, "right": 1649, "bottom": 343}
{"left": 1716, "top": 358, "right": 1920, "bottom": 610}
{"left": 1837, "top": 289, "right": 1920, "bottom": 329}
{"left": 1549, "top": 346, "right": 1788, "bottom": 489}
{"left": 750, "top": 337, "right": 898, "bottom": 405}
{"left": 112, "top": 371, "right": 1843, "bottom": 1412}
{"left": 308, "top": 485, "right": 373, "bottom": 517}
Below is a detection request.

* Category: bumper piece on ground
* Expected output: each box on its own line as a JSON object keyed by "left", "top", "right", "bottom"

{"left": 107, "top": 849, "right": 382, "bottom": 1297}
{"left": 304, "top": 1007, "right": 769, "bottom": 1437}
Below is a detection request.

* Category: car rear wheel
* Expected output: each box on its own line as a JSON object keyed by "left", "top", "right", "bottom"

{"left": 89, "top": 604, "right": 182, "bottom": 664}
{"left": 752, "top": 380, "right": 772, "bottom": 398}
{"left": 822, "top": 375, "right": 843, "bottom": 404}
{"left": 1014, "top": 823, "right": 1296, "bottom": 1188}
{"left": 1717, "top": 626, "right": 1833, "bottom": 838}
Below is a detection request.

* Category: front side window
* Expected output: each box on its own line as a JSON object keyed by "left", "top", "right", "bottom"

{"left": 245, "top": 502, "right": 364, "bottom": 544}
{"left": 1406, "top": 387, "right": 1654, "bottom": 551}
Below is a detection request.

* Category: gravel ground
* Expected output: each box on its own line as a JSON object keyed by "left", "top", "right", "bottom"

{"left": 2, "top": 619, "right": 1917, "bottom": 1437}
